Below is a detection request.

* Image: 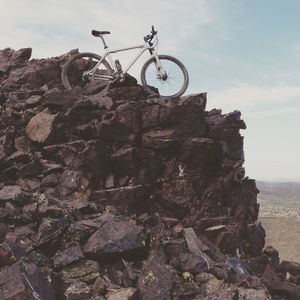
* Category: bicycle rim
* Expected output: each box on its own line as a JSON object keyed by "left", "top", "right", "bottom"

{"left": 141, "top": 55, "right": 189, "bottom": 97}
{"left": 62, "top": 53, "right": 112, "bottom": 91}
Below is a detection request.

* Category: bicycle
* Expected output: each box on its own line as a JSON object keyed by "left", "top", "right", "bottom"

{"left": 61, "top": 26, "right": 189, "bottom": 97}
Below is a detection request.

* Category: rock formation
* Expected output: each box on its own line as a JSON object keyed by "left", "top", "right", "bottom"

{"left": 0, "top": 47, "right": 299, "bottom": 299}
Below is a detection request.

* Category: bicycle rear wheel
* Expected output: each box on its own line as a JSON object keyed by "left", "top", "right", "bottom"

{"left": 141, "top": 55, "right": 189, "bottom": 97}
{"left": 61, "top": 52, "right": 113, "bottom": 90}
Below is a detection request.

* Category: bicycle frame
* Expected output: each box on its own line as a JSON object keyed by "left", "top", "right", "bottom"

{"left": 86, "top": 40, "right": 164, "bottom": 80}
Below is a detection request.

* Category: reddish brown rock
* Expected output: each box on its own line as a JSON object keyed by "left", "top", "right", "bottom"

{"left": 25, "top": 108, "right": 57, "bottom": 143}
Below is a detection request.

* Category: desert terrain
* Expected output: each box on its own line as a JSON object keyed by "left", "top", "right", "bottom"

{"left": 257, "top": 181, "right": 300, "bottom": 263}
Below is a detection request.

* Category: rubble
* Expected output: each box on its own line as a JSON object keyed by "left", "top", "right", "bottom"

{"left": 0, "top": 259, "right": 56, "bottom": 300}
{"left": 0, "top": 47, "right": 298, "bottom": 299}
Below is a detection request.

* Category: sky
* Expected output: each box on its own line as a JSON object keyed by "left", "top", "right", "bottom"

{"left": 1, "top": 0, "right": 300, "bottom": 181}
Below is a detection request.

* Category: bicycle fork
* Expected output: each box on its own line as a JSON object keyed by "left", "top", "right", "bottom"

{"left": 152, "top": 52, "right": 167, "bottom": 81}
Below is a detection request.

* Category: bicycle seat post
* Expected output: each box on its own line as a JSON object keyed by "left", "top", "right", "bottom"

{"left": 100, "top": 36, "right": 108, "bottom": 49}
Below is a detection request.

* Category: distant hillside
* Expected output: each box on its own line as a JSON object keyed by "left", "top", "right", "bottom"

{"left": 258, "top": 181, "right": 300, "bottom": 263}
{"left": 257, "top": 181, "right": 300, "bottom": 203}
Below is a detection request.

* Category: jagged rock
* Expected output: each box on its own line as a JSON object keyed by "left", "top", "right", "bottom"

{"left": 0, "top": 222, "right": 8, "bottom": 239}
{"left": 235, "top": 288, "right": 271, "bottom": 299}
{"left": 0, "top": 242, "right": 18, "bottom": 267}
{"left": 18, "top": 159, "right": 42, "bottom": 178}
{"left": 86, "top": 93, "right": 114, "bottom": 109}
{"left": 0, "top": 259, "right": 56, "bottom": 300}
{"left": 92, "top": 275, "right": 109, "bottom": 294}
{"left": 106, "top": 287, "right": 137, "bottom": 300}
{"left": 176, "top": 282, "right": 204, "bottom": 298}
{"left": 263, "top": 245, "right": 280, "bottom": 265}
{"left": 138, "top": 252, "right": 173, "bottom": 300}
{"left": 0, "top": 185, "right": 24, "bottom": 203}
{"left": 83, "top": 216, "right": 146, "bottom": 259}
{"left": 25, "top": 108, "right": 57, "bottom": 143}
{"left": 61, "top": 259, "right": 100, "bottom": 283}
{"left": 64, "top": 220, "right": 100, "bottom": 244}
{"left": 34, "top": 217, "right": 69, "bottom": 251}
{"left": 262, "top": 264, "right": 300, "bottom": 299}
{"left": 64, "top": 281, "right": 92, "bottom": 300}
{"left": 179, "top": 252, "right": 209, "bottom": 274}
{"left": 53, "top": 244, "right": 84, "bottom": 269}
{"left": 57, "top": 169, "right": 83, "bottom": 194}
{"left": 278, "top": 260, "right": 300, "bottom": 276}
{"left": 0, "top": 127, "right": 16, "bottom": 160}
{"left": 25, "top": 94, "right": 42, "bottom": 107}
{"left": 0, "top": 48, "right": 32, "bottom": 74}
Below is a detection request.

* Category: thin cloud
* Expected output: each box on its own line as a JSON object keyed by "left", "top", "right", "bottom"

{"left": 293, "top": 44, "right": 300, "bottom": 60}
{"left": 247, "top": 106, "right": 300, "bottom": 119}
{"left": 209, "top": 83, "right": 300, "bottom": 112}
{"left": 0, "top": 0, "right": 222, "bottom": 58}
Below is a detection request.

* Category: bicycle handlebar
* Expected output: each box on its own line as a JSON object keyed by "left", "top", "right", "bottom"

{"left": 151, "top": 25, "right": 158, "bottom": 35}
{"left": 144, "top": 25, "right": 158, "bottom": 43}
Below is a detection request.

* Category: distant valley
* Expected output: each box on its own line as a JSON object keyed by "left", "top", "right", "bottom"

{"left": 257, "top": 181, "right": 300, "bottom": 262}
{"left": 257, "top": 181, "right": 300, "bottom": 203}
{"left": 257, "top": 181, "right": 300, "bottom": 217}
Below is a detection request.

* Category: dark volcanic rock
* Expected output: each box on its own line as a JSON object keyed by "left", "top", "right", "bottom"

{"left": 83, "top": 216, "right": 146, "bottom": 259}
{"left": 0, "top": 259, "right": 56, "bottom": 300}
{"left": 0, "top": 47, "right": 296, "bottom": 299}
{"left": 138, "top": 252, "right": 173, "bottom": 300}
{"left": 34, "top": 217, "right": 69, "bottom": 252}
{"left": 0, "top": 185, "right": 23, "bottom": 203}
{"left": 53, "top": 244, "right": 84, "bottom": 269}
{"left": 0, "top": 48, "right": 32, "bottom": 74}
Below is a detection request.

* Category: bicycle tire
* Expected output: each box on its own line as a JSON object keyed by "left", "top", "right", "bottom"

{"left": 61, "top": 52, "right": 113, "bottom": 90}
{"left": 141, "top": 54, "right": 189, "bottom": 97}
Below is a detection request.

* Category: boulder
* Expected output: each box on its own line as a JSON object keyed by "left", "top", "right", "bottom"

{"left": 25, "top": 108, "right": 57, "bottom": 143}
{"left": 53, "top": 244, "right": 84, "bottom": 269}
{"left": 83, "top": 216, "right": 146, "bottom": 259}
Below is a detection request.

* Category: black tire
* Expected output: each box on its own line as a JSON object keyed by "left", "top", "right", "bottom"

{"left": 61, "top": 52, "right": 113, "bottom": 90}
{"left": 141, "top": 54, "right": 189, "bottom": 97}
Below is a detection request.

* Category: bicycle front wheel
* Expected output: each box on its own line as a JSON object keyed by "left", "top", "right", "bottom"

{"left": 141, "top": 55, "right": 189, "bottom": 98}
{"left": 61, "top": 52, "right": 113, "bottom": 91}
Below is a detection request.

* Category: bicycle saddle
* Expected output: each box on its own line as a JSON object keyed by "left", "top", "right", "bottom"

{"left": 91, "top": 30, "right": 110, "bottom": 37}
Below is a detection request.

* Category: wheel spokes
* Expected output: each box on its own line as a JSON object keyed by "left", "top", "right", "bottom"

{"left": 144, "top": 58, "right": 186, "bottom": 97}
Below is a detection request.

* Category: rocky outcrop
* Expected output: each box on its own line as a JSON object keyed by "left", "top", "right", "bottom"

{"left": 0, "top": 47, "right": 299, "bottom": 299}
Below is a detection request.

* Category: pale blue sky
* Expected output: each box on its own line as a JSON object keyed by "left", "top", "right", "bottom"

{"left": 1, "top": 0, "right": 300, "bottom": 180}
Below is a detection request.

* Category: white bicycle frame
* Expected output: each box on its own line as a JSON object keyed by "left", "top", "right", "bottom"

{"left": 86, "top": 38, "right": 165, "bottom": 80}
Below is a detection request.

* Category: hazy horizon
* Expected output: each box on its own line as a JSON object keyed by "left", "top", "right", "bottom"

{"left": 1, "top": 0, "right": 300, "bottom": 181}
